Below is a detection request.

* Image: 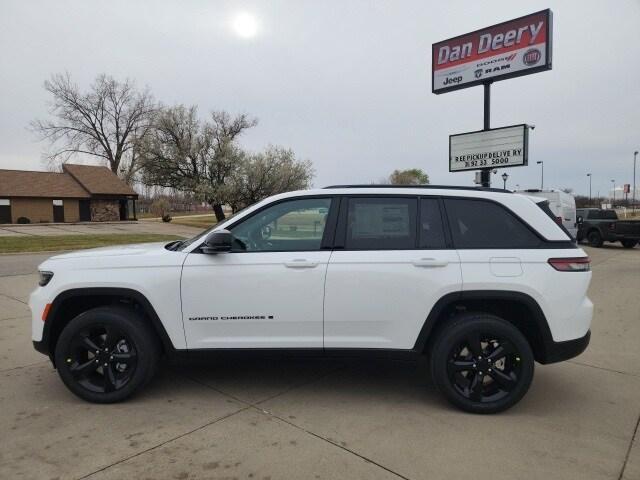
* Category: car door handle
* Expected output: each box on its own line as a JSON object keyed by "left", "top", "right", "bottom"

{"left": 412, "top": 258, "right": 449, "bottom": 268}
{"left": 284, "top": 259, "right": 318, "bottom": 268}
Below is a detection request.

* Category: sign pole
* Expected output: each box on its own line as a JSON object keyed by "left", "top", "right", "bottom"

{"left": 480, "top": 82, "right": 492, "bottom": 187}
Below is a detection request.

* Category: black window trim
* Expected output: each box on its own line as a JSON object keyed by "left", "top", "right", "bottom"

{"left": 195, "top": 195, "right": 339, "bottom": 254}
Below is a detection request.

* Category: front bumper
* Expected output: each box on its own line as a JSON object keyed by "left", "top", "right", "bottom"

{"left": 539, "top": 330, "right": 591, "bottom": 364}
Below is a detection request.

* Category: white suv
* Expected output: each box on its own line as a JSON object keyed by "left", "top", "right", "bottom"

{"left": 30, "top": 186, "right": 593, "bottom": 413}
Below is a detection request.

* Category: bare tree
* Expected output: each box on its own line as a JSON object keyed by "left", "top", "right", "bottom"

{"left": 139, "top": 105, "right": 257, "bottom": 221}
{"left": 226, "top": 146, "right": 314, "bottom": 211}
{"left": 30, "top": 72, "right": 157, "bottom": 183}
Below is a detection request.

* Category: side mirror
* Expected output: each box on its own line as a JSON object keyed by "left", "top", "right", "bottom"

{"left": 202, "top": 229, "right": 233, "bottom": 254}
{"left": 576, "top": 216, "right": 583, "bottom": 225}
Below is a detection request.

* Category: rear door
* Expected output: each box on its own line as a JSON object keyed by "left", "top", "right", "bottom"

{"left": 323, "top": 196, "right": 462, "bottom": 349}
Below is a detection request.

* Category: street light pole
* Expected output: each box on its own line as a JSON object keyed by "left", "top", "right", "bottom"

{"left": 502, "top": 172, "right": 509, "bottom": 190}
{"left": 587, "top": 173, "right": 592, "bottom": 206}
{"left": 536, "top": 161, "right": 544, "bottom": 189}
{"left": 634, "top": 151, "right": 638, "bottom": 213}
{"left": 611, "top": 179, "right": 615, "bottom": 206}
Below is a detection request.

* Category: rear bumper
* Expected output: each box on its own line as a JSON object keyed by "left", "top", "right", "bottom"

{"left": 539, "top": 330, "right": 591, "bottom": 364}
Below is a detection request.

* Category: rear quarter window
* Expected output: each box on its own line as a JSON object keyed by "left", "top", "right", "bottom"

{"left": 444, "top": 198, "right": 541, "bottom": 249}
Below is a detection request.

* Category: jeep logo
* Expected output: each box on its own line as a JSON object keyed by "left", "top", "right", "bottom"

{"left": 443, "top": 76, "right": 463, "bottom": 85}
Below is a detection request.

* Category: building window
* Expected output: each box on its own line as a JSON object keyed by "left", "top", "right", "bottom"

{"left": 53, "top": 199, "right": 63, "bottom": 206}
{"left": 0, "top": 199, "right": 10, "bottom": 206}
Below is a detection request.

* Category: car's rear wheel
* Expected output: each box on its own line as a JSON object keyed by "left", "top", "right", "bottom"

{"left": 430, "top": 313, "right": 534, "bottom": 414}
{"left": 588, "top": 230, "right": 603, "bottom": 247}
{"left": 55, "top": 306, "right": 160, "bottom": 403}
{"left": 621, "top": 239, "right": 638, "bottom": 249}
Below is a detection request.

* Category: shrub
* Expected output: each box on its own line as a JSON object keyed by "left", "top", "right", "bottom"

{"left": 162, "top": 214, "right": 172, "bottom": 223}
{"left": 17, "top": 217, "right": 31, "bottom": 224}
{"left": 150, "top": 198, "right": 170, "bottom": 219}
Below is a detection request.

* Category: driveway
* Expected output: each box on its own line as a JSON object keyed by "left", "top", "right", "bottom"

{"left": 0, "top": 246, "right": 638, "bottom": 479}
{"left": 0, "top": 220, "right": 203, "bottom": 238}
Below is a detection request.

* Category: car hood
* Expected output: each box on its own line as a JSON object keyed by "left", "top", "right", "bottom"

{"left": 46, "top": 242, "right": 171, "bottom": 261}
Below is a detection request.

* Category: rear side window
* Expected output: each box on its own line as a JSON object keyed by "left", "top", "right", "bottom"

{"left": 419, "top": 198, "right": 447, "bottom": 249}
{"left": 444, "top": 198, "right": 540, "bottom": 249}
{"left": 346, "top": 197, "right": 417, "bottom": 249}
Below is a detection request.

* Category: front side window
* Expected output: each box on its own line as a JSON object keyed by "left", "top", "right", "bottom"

{"left": 444, "top": 198, "right": 540, "bottom": 249}
{"left": 346, "top": 197, "right": 417, "bottom": 250}
{"left": 230, "top": 197, "right": 332, "bottom": 252}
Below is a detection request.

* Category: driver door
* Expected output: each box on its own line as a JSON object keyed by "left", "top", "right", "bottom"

{"left": 181, "top": 197, "right": 335, "bottom": 349}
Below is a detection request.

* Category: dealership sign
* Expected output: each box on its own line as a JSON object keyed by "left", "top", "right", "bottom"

{"left": 449, "top": 124, "right": 528, "bottom": 172}
{"left": 433, "top": 10, "right": 552, "bottom": 94}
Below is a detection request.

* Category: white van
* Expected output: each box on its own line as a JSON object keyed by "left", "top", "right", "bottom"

{"left": 516, "top": 189, "right": 577, "bottom": 238}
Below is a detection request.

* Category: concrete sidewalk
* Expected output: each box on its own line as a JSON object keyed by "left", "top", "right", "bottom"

{"left": 0, "top": 246, "right": 638, "bottom": 479}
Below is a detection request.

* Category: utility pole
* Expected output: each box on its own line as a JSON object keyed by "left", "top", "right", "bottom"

{"left": 537, "top": 161, "right": 544, "bottom": 189}
{"left": 587, "top": 173, "right": 592, "bottom": 206}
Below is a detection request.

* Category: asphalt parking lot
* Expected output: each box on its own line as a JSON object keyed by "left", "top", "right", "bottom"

{"left": 0, "top": 246, "right": 638, "bottom": 480}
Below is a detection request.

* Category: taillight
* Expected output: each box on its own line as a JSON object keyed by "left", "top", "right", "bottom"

{"left": 548, "top": 257, "right": 591, "bottom": 272}
{"left": 555, "top": 216, "right": 563, "bottom": 225}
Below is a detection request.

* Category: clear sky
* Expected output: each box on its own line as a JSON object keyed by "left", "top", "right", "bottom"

{"left": 1, "top": 0, "right": 638, "bottom": 196}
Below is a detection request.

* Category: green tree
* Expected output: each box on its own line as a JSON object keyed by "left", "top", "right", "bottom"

{"left": 388, "top": 168, "right": 429, "bottom": 185}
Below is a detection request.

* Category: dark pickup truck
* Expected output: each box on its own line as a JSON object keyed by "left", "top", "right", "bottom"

{"left": 576, "top": 208, "right": 640, "bottom": 248}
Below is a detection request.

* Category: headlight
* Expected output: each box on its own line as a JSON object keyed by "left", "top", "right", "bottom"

{"left": 38, "top": 271, "right": 54, "bottom": 287}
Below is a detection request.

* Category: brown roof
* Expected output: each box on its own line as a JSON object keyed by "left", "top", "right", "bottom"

{"left": 0, "top": 164, "right": 138, "bottom": 199}
{"left": 63, "top": 164, "right": 137, "bottom": 196}
{"left": 0, "top": 169, "right": 90, "bottom": 198}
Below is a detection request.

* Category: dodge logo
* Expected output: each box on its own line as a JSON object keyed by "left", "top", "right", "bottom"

{"left": 523, "top": 48, "right": 542, "bottom": 66}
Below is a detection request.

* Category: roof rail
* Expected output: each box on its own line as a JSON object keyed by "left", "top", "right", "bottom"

{"left": 322, "top": 184, "right": 511, "bottom": 193}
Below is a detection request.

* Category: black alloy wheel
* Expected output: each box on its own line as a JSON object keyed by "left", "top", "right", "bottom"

{"left": 55, "top": 306, "right": 160, "bottom": 403}
{"left": 64, "top": 324, "right": 137, "bottom": 394}
{"left": 447, "top": 332, "right": 521, "bottom": 404}
{"left": 430, "top": 313, "right": 534, "bottom": 414}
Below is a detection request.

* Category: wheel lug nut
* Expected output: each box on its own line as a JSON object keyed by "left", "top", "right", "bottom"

{"left": 488, "top": 368, "right": 492, "bottom": 372}
{"left": 472, "top": 364, "right": 477, "bottom": 368}
{"left": 110, "top": 356, "right": 114, "bottom": 360}
{"left": 103, "top": 363, "right": 108, "bottom": 367}
{"left": 479, "top": 371, "right": 483, "bottom": 375}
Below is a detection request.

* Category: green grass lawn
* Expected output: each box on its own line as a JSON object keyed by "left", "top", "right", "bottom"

{"left": 0, "top": 234, "right": 184, "bottom": 254}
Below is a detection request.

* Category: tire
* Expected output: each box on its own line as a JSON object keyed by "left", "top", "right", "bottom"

{"left": 430, "top": 313, "right": 534, "bottom": 414}
{"left": 587, "top": 230, "right": 603, "bottom": 248}
{"left": 621, "top": 239, "right": 638, "bottom": 249}
{"left": 54, "top": 305, "right": 161, "bottom": 403}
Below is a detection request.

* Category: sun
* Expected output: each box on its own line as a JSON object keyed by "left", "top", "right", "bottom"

{"left": 232, "top": 12, "right": 258, "bottom": 39}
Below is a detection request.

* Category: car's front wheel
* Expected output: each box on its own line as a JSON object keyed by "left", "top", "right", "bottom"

{"left": 430, "top": 313, "right": 534, "bottom": 414}
{"left": 54, "top": 306, "right": 160, "bottom": 403}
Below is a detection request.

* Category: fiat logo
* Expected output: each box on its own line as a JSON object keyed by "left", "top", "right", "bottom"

{"left": 523, "top": 49, "right": 542, "bottom": 66}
